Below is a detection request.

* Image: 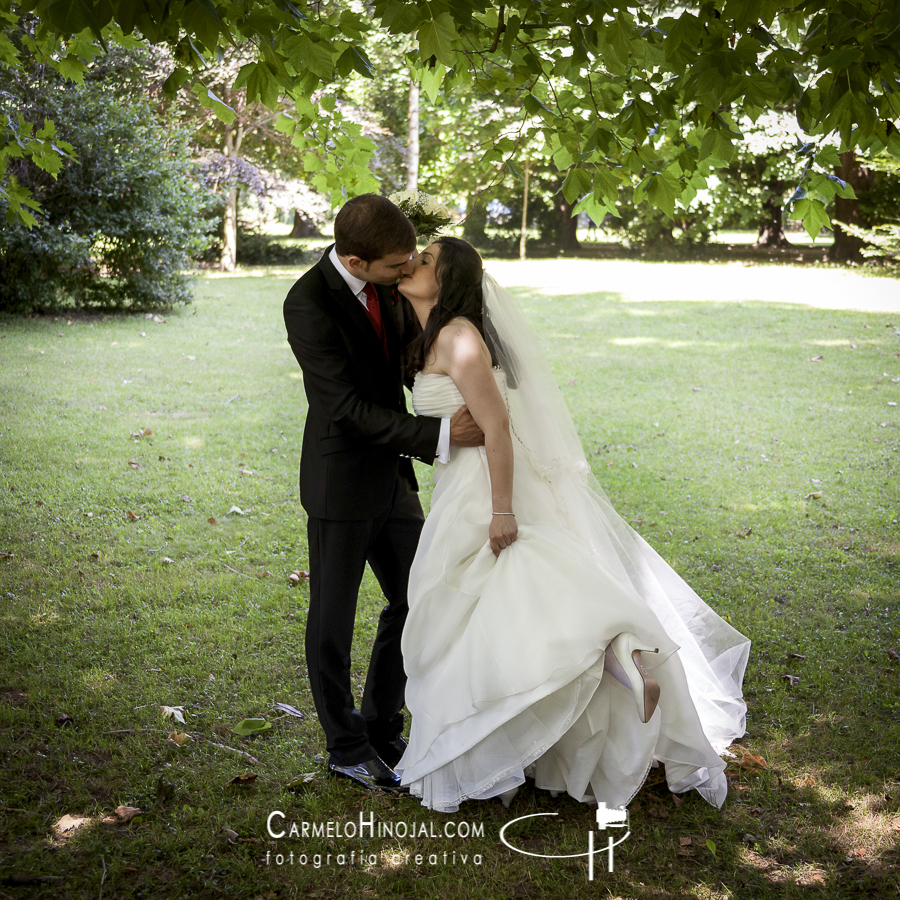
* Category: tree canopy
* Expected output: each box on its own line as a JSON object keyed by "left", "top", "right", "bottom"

{"left": 3, "top": 0, "right": 899, "bottom": 238}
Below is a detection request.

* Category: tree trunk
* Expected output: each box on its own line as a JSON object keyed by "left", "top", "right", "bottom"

{"left": 828, "top": 151, "right": 870, "bottom": 262}
{"left": 222, "top": 185, "right": 238, "bottom": 272}
{"left": 406, "top": 79, "right": 419, "bottom": 192}
{"left": 558, "top": 195, "right": 580, "bottom": 253}
{"left": 289, "top": 210, "right": 321, "bottom": 238}
{"left": 754, "top": 191, "right": 791, "bottom": 248}
{"left": 519, "top": 160, "right": 531, "bottom": 261}
{"left": 462, "top": 192, "right": 487, "bottom": 243}
{"left": 220, "top": 122, "right": 244, "bottom": 272}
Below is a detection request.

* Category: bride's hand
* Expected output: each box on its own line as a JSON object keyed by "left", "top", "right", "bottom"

{"left": 490, "top": 514, "right": 518, "bottom": 557}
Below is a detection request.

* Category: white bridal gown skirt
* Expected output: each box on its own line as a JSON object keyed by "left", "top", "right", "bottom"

{"left": 397, "top": 374, "right": 750, "bottom": 813}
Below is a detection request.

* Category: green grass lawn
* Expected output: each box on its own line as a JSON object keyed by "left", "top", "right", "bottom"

{"left": 0, "top": 265, "right": 898, "bottom": 899}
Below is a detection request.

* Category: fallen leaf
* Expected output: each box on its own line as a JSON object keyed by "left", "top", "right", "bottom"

{"left": 125, "top": 510, "right": 141, "bottom": 521}
{"left": 679, "top": 836, "right": 692, "bottom": 846}
{"left": 285, "top": 772, "right": 318, "bottom": 790}
{"left": 804, "top": 492, "right": 823, "bottom": 500}
{"left": 181, "top": 495, "right": 192, "bottom": 503}
{"left": 168, "top": 731, "right": 192, "bottom": 746}
{"left": 160, "top": 557, "right": 175, "bottom": 564}
{"left": 238, "top": 469, "right": 254, "bottom": 476}
{"left": 54, "top": 814, "right": 92, "bottom": 835}
{"left": 787, "top": 652, "right": 807, "bottom": 660}
{"left": 809, "top": 355, "right": 823, "bottom": 361}
{"left": 288, "top": 570, "right": 310, "bottom": 585}
{"left": 229, "top": 772, "right": 258, "bottom": 786}
{"left": 735, "top": 526, "right": 752, "bottom": 538}
{"left": 208, "top": 517, "right": 218, "bottom": 526}
{"left": 227, "top": 505, "right": 246, "bottom": 516}
{"left": 232, "top": 718, "right": 272, "bottom": 736}
{"left": 887, "top": 648, "right": 900, "bottom": 661}
{"left": 160, "top": 705, "right": 186, "bottom": 724}
{"left": 274, "top": 702, "right": 305, "bottom": 719}
{"left": 223, "top": 827, "right": 240, "bottom": 844}
{"left": 55, "top": 713, "right": 74, "bottom": 728}
{"left": 115, "top": 806, "right": 143, "bottom": 823}
{"left": 782, "top": 674, "right": 800, "bottom": 686}
{"left": 742, "top": 833, "right": 762, "bottom": 844}
{"left": 730, "top": 746, "right": 768, "bottom": 771}
{"left": 0, "top": 551, "right": 14, "bottom": 559}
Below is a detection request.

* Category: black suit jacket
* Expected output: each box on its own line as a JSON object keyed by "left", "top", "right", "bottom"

{"left": 283, "top": 247, "right": 441, "bottom": 521}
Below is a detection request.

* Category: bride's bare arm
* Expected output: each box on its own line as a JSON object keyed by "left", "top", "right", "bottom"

{"left": 433, "top": 319, "right": 517, "bottom": 556}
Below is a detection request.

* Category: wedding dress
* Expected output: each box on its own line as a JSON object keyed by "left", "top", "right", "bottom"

{"left": 396, "top": 276, "right": 750, "bottom": 814}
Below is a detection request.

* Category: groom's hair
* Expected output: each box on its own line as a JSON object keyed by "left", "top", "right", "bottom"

{"left": 334, "top": 194, "right": 416, "bottom": 262}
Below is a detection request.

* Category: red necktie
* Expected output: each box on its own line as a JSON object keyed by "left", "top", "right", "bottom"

{"left": 362, "top": 282, "right": 389, "bottom": 358}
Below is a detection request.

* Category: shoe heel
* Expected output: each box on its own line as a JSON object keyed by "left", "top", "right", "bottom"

{"left": 630, "top": 648, "right": 661, "bottom": 723}
{"left": 610, "top": 633, "right": 660, "bottom": 724}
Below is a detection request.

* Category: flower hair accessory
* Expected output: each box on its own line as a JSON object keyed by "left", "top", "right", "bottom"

{"left": 388, "top": 190, "right": 453, "bottom": 239}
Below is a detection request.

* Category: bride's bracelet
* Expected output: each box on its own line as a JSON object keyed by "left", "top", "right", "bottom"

{"left": 492, "top": 511, "right": 516, "bottom": 516}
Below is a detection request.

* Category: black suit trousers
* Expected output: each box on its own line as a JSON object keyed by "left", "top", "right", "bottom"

{"left": 305, "top": 475, "right": 425, "bottom": 766}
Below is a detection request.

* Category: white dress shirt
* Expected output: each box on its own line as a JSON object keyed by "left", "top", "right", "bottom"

{"left": 329, "top": 246, "right": 450, "bottom": 463}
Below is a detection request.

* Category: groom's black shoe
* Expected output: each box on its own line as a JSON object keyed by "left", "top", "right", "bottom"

{"left": 328, "top": 755, "right": 408, "bottom": 792}
{"left": 372, "top": 736, "right": 408, "bottom": 769}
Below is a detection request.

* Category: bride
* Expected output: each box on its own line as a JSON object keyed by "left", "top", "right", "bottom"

{"left": 394, "top": 236, "right": 749, "bottom": 813}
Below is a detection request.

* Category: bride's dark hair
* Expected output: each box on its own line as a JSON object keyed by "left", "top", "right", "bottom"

{"left": 406, "top": 236, "right": 496, "bottom": 375}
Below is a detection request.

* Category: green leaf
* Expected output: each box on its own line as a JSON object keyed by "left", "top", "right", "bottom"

{"left": 41, "top": 0, "right": 107, "bottom": 38}
{"left": 419, "top": 12, "right": 457, "bottom": 66}
{"left": 420, "top": 62, "right": 445, "bottom": 105}
{"left": 592, "top": 165, "right": 621, "bottom": 207}
{"left": 232, "top": 718, "right": 272, "bottom": 736}
{"left": 54, "top": 54, "right": 87, "bottom": 83}
{"left": 706, "top": 839, "right": 717, "bottom": 858}
{"left": 506, "top": 159, "right": 524, "bottom": 184}
{"left": 299, "top": 35, "right": 336, "bottom": 80}
{"left": 573, "top": 191, "right": 614, "bottom": 225}
{"left": 647, "top": 172, "right": 677, "bottom": 219}
{"left": 247, "top": 63, "right": 280, "bottom": 109}
{"left": 194, "top": 84, "right": 236, "bottom": 124}
{"left": 561, "top": 167, "right": 591, "bottom": 204}
{"left": 341, "top": 45, "right": 373, "bottom": 79}
{"left": 181, "top": 0, "right": 222, "bottom": 50}
{"left": 798, "top": 198, "right": 831, "bottom": 241}
{"left": 163, "top": 67, "right": 192, "bottom": 95}
{"left": 605, "top": 17, "right": 633, "bottom": 67}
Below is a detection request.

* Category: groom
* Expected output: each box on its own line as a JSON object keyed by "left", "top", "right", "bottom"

{"left": 283, "top": 194, "right": 480, "bottom": 791}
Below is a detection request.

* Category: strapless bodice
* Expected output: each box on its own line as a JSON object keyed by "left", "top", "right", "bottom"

{"left": 412, "top": 370, "right": 507, "bottom": 418}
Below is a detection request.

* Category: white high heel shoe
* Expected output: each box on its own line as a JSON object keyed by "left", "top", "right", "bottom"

{"left": 499, "top": 787, "right": 519, "bottom": 809}
{"left": 609, "top": 633, "right": 660, "bottom": 724}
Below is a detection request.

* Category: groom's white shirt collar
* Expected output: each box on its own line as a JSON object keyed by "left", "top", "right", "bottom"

{"left": 329, "top": 245, "right": 369, "bottom": 308}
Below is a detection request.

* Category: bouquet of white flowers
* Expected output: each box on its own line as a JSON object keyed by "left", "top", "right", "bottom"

{"left": 388, "top": 190, "right": 453, "bottom": 239}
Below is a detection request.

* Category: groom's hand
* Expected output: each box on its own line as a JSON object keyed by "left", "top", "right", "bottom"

{"left": 448, "top": 406, "right": 484, "bottom": 447}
